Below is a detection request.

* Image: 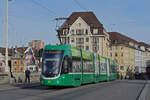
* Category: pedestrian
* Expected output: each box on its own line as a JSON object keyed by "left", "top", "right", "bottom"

{"left": 121, "top": 73, "right": 123, "bottom": 80}
{"left": 25, "top": 68, "right": 31, "bottom": 83}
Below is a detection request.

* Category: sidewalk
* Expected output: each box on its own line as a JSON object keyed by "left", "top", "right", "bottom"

{"left": 0, "top": 84, "right": 18, "bottom": 91}
{"left": 146, "top": 81, "right": 150, "bottom": 100}
{"left": 0, "top": 82, "right": 40, "bottom": 92}
{"left": 138, "top": 80, "right": 150, "bottom": 100}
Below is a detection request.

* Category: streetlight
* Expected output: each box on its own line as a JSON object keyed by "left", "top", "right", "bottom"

{"left": 5, "top": 0, "right": 9, "bottom": 72}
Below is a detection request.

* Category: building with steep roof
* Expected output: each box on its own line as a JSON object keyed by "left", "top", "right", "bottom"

{"left": 57, "top": 12, "right": 110, "bottom": 57}
{"left": 109, "top": 32, "right": 150, "bottom": 77}
{"left": 109, "top": 32, "right": 137, "bottom": 77}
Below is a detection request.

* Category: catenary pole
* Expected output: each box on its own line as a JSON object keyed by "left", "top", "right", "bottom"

{"left": 5, "top": 0, "right": 9, "bottom": 72}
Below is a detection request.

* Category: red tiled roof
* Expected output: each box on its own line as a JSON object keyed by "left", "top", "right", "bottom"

{"left": 0, "top": 47, "right": 6, "bottom": 56}
{"left": 0, "top": 47, "right": 28, "bottom": 56}
{"left": 57, "top": 12, "right": 104, "bottom": 35}
{"left": 138, "top": 42, "right": 150, "bottom": 48}
{"left": 0, "top": 47, "right": 43, "bottom": 58}
{"left": 61, "top": 12, "right": 103, "bottom": 28}
{"left": 108, "top": 32, "right": 138, "bottom": 45}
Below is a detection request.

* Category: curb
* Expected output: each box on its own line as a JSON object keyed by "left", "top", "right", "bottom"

{"left": 138, "top": 80, "right": 150, "bottom": 100}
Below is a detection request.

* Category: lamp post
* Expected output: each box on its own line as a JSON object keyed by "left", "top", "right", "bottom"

{"left": 5, "top": 0, "right": 9, "bottom": 72}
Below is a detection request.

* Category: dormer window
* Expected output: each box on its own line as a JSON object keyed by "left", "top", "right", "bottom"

{"left": 93, "top": 29, "right": 98, "bottom": 34}
{"left": 78, "top": 23, "right": 81, "bottom": 27}
{"left": 76, "top": 29, "right": 84, "bottom": 35}
{"left": 63, "top": 29, "right": 66, "bottom": 35}
{"left": 71, "top": 29, "right": 74, "bottom": 34}
{"left": 91, "top": 29, "right": 93, "bottom": 34}
{"left": 85, "top": 29, "right": 88, "bottom": 34}
{"left": 114, "top": 40, "right": 117, "bottom": 44}
{"left": 125, "top": 41, "right": 129, "bottom": 45}
{"left": 63, "top": 29, "right": 68, "bottom": 35}
{"left": 76, "top": 29, "right": 81, "bottom": 35}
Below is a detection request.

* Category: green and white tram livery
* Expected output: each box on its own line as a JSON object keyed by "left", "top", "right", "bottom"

{"left": 40, "top": 45, "right": 117, "bottom": 87}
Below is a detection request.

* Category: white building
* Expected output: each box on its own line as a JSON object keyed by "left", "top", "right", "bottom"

{"left": 134, "top": 48, "right": 143, "bottom": 73}
{"left": 57, "top": 12, "right": 110, "bottom": 58}
{"left": 134, "top": 41, "right": 150, "bottom": 73}
{"left": 137, "top": 42, "right": 150, "bottom": 72}
{"left": 145, "top": 47, "right": 150, "bottom": 67}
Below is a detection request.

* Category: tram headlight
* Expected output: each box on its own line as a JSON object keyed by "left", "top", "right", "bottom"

{"left": 57, "top": 80, "right": 59, "bottom": 84}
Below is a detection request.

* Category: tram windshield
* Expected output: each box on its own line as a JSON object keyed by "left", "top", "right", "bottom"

{"left": 42, "top": 50, "right": 64, "bottom": 77}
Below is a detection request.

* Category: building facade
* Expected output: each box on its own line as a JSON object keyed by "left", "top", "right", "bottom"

{"left": 134, "top": 48, "right": 143, "bottom": 73}
{"left": 0, "top": 53, "right": 5, "bottom": 72}
{"left": 57, "top": 12, "right": 110, "bottom": 58}
{"left": 28, "top": 40, "right": 45, "bottom": 50}
{"left": 11, "top": 55, "right": 26, "bottom": 73}
{"left": 109, "top": 32, "right": 137, "bottom": 77}
{"left": 11, "top": 47, "right": 26, "bottom": 73}
{"left": 138, "top": 42, "right": 150, "bottom": 72}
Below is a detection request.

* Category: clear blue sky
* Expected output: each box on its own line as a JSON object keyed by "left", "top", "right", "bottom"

{"left": 0, "top": 0, "right": 150, "bottom": 47}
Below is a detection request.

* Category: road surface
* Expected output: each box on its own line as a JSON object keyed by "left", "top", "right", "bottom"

{"left": 0, "top": 80, "right": 148, "bottom": 100}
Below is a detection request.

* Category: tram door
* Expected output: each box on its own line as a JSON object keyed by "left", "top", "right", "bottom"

{"left": 95, "top": 54, "right": 99, "bottom": 74}
{"left": 107, "top": 59, "right": 110, "bottom": 78}
{"left": 94, "top": 54, "right": 99, "bottom": 82}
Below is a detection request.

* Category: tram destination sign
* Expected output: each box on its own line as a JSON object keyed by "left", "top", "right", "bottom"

{"left": 45, "top": 50, "right": 64, "bottom": 54}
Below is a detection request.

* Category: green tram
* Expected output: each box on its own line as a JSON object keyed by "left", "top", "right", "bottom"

{"left": 40, "top": 45, "right": 117, "bottom": 87}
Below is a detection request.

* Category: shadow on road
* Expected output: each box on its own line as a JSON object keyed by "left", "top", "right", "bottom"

{"left": 12, "top": 82, "right": 74, "bottom": 91}
{"left": 11, "top": 80, "right": 149, "bottom": 91}
{"left": 117, "top": 80, "right": 148, "bottom": 85}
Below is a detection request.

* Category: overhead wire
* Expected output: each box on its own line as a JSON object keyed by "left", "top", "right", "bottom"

{"left": 31, "top": 0, "right": 57, "bottom": 17}
{"left": 30, "top": 0, "right": 59, "bottom": 45}
{"left": 73, "top": 0, "right": 88, "bottom": 11}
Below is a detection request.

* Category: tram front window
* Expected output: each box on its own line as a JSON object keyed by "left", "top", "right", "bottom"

{"left": 42, "top": 50, "right": 64, "bottom": 77}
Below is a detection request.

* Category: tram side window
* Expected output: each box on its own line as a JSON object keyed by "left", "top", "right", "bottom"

{"left": 84, "top": 60, "right": 93, "bottom": 72}
{"left": 95, "top": 62, "right": 99, "bottom": 74}
{"left": 112, "top": 65, "right": 116, "bottom": 73}
{"left": 72, "top": 61, "right": 76, "bottom": 72}
{"left": 61, "top": 55, "right": 72, "bottom": 73}
{"left": 89, "top": 61, "right": 93, "bottom": 72}
{"left": 110, "top": 65, "right": 113, "bottom": 73}
{"left": 84, "top": 61, "right": 88, "bottom": 72}
{"left": 100, "top": 63, "right": 106, "bottom": 73}
{"left": 72, "top": 57, "right": 82, "bottom": 73}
